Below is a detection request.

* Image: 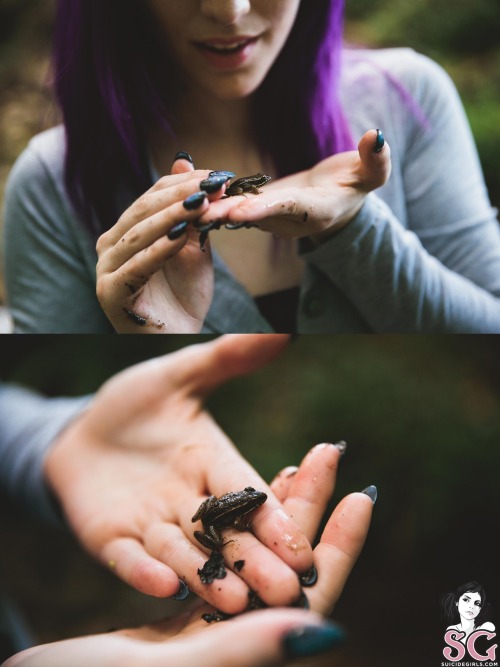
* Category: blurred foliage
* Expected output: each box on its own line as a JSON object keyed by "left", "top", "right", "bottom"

{"left": 1, "top": 335, "right": 499, "bottom": 666}
{"left": 345, "top": 0, "right": 500, "bottom": 218}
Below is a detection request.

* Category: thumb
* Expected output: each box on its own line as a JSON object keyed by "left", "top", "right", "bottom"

{"left": 357, "top": 129, "right": 392, "bottom": 191}
{"left": 178, "top": 334, "right": 291, "bottom": 396}
{"left": 152, "top": 609, "right": 345, "bottom": 667}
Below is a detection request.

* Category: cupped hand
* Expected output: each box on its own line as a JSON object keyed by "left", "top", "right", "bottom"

{"left": 44, "top": 335, "right": 323, "bottom": 614}
{"left": 11, "top": 432, "right": 373, "bottom": 667}
{"left": 95, "top": 156, "right": 221, "bottom": 333}
{"left": 3, "top": 608, "right": 345, "bottom": 667}
{"left": 197, "top": 129, "right": 391, "bottom": 243}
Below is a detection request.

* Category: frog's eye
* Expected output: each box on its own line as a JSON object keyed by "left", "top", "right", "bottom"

{"left": 244, "top": 486, "right": 256, "bottom": 492}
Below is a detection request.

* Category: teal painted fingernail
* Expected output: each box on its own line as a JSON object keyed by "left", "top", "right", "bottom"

{"left": 374, "top": 129, "right": 385, "bottom": 153}
{"left": 200, "top": 175, "right": 230, "bottom": 193}
{"left": 174, "top": 151, "right": 193, "bottom": 164}
{"left": 334, "top": 440, "right": 347, "bottom": 457}
{"left": 299, "top": 565, "right": 318, "bottom": 587}
{"left": 183, "top": 191, "right": 207, "bottom": 210}
{"left": 362, "top": 485, "right": 378, "bottom": 503}
{"left": 169, "top": 580, "right": 190, "bottom": 601}
{"left": 208, "top": 170, "right": 236, "bottom": 179}
{"left": 283, "top": 623, "right": 345, "bottom": 659}
{"left": 167, "top": 221, "right": 188, "bottom": 240}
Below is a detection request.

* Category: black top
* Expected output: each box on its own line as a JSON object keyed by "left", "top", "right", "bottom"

{"left": 254, "top": 285, "right": 300, "bottom": 333}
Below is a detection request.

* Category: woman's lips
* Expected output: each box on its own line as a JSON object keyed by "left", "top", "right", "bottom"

{"left": 193, "top": 36, "right": 259, "bottom": 70}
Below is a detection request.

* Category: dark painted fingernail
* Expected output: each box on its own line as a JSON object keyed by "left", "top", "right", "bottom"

{"left": 291, "top": 591, "right": 309, "bottom": 609}
{"left": 174, "top": 151, "right": 193, "bottom": 164}
{"left": 167, "top": 221, "right": 189, "bottom": 240}
{"left": 362, "top": 485, "right": 378, "bottom": 503}
{"left": 200, "top": 175, "right": 231, "bottom": 193}
{"left": 208, "top": 170, "right": 236, "bottom": 179}
{"left": 299, "top": 565, "right": 318, "bottom": 587}
{"left": 183, "top": 191, "right": 207, "bottom": 210}
{"left": 169, "top": 580, "right": 191, "bottom": 601}
{"left": 334, "top": 440, "right": 347, "bottom": 457}
{"left": 283, "top": 623, "right": 345, "bottom": 659}
{"left": 374, "top": 129, "right": 385, "bottom": 153}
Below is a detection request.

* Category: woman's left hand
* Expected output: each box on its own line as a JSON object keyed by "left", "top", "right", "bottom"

{"left": 197, "top": 129, "right": 391, "bottom": 244}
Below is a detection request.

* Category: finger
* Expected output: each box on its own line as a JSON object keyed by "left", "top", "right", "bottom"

{"left": 100, "top": 537, "right": 181, "bottom": 597}
{"left": 18, "top": 611, "right": 344, "bottom": 667}
{"left": 143, "top": 521, "right": 251, "bottom": 614}
{"left": 281, "top": 443, "right": 344, "bottom": 544}
{"left": 200, "top": 456, "right": 315, "bottom": 576}
{"left": 171, "top": 151, "right": 195, "bottom": 174}
{"left": 187, "top": 522, "right": 303, "bottom": 608}
{"left": 269, "top": 466, "right": 299, "bottom": 502}
{"left": 171, "top": 333, "right": 292, "bottom": 397}
{"left": 308, "top": 491, "right": 375, "bottom": 616}
{"left": 96, "top": 185, "right": 208, "bottom": 256}
{"left": 357, "top": 129, "right": 392, "bottom": 190}
{"left": 99, "top": 197, "right": 209, "bottom": 274}
{"left": 148, "top": 609, "right": 345, "bottom": 667}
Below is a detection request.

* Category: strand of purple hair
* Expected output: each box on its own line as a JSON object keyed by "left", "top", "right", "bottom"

{"left": 53, "top": 0, "right": 353, "bottom": 237}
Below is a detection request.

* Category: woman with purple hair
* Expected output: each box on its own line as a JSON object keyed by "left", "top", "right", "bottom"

{"left": 3, "top": 1, "right": 500, "bottom": 332}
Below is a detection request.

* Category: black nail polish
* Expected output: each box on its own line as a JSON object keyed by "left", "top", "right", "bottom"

{"left": 167, "top": 221, "right": 189, "bottom": 240}
{"left": 362, "top": 485, "right": 378, "bottom": 503}
{"left": 299, "top": 565, "right": 318, "bottom": 587}
{"left": 282, "top": 623, "right": 345, "bottom": 659}
{"left": 183, "top": 191, "right": 207, "bottom": 210}
{"left": 169, "top": 580, "right": 190, "bottom": 601}
{"left": 208, "top": 170, "right": 236, "bottom": 179}
{"left": 174, "top": 151, "right": 193, "bottom": 164}
{"left": 200, "top": 175, "right": 231, "bottom": 193}
{"left": 374, "top": 129, "right": 385, "bottom": 153}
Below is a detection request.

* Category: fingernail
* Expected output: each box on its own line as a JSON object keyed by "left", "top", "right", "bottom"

{"left": 334, "top": 440, "right": 347, "bottom": 457}
{"left": 283, "top": 623, "right": 345, "bottom": 659}
{"left": 167, "top": 221, "right": 189, "bottom": 240}
{"left": 200, "top": 175, "right": 231, "bottom": 193}
{"left": 362, "top": 485, "right": 378, "bottom": 503}
{"left": 299, "top": 565, "right": 318, "bottom": 587}
{"left": 183, "top": 191, "right": 207, "bottom": 210}
{"left": 169, "top": 580, "right": 191, "bottom": 601}
{"left": 174, "top": 151, "right": 193, "bottom": 164}
{"left": 208, "top": 170, "right": 236, "bottom": 179}
{"left": 374, "top": 129, "right": 385, "bottom": 153}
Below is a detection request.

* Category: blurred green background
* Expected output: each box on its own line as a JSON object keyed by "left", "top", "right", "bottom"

{"left": 1, "top": 335, "right": 499, "bottom": 666}
{"left": 0, "top": 0, "right": 499, "bottom": 305}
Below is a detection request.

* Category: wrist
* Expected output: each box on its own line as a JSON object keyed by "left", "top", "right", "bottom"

{"left": 308, "top": 200, "right": 364, "bottom": 247}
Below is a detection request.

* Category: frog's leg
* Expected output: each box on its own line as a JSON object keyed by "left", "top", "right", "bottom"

{"left": 194, "top": 523, "right": 226, "bottom": 550}
{"left": 191, "top": 495, "right": 218, "bottom": 523}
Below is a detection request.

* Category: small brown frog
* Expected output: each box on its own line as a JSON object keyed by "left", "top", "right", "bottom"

{"left": 192, "top": 486, "right": 267, "bottom": 551}
{"left": 225, "top": 172, "right": 272, "bottom": 197}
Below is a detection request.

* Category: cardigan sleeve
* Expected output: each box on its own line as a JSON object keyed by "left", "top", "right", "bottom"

{"left": 0, "top": 383, "right": 92, "bottom": 524}
{"left": 302, "top": 50, "right": 500, "bottom": 332}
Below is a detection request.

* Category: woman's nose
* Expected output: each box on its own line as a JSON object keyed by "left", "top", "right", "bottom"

{"left": 200, "top": 0, "right": 252, "bottom": 25}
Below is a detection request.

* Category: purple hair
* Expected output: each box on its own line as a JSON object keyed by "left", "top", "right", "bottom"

{"left": 53, "top": 0, "right": 352, "bottom": 237}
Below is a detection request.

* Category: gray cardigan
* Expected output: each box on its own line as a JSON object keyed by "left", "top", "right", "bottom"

{"left": 0, "top": 384, "right": 91, "bottom": 523}
{"left": 3, "top": 48, "right": 500, "bottom": 332}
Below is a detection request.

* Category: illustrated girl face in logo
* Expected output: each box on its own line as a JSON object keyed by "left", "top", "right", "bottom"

{"left": 457, "top": 591, "right": 482, "bottom": 621}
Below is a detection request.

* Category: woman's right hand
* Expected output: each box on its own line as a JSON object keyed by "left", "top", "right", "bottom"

{"left": 95, "top": 161, "right": 224, "bottom": 333}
